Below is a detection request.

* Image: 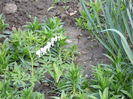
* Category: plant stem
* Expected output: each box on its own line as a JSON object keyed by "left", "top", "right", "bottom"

{"left": 28, "top": 48, "right": 34, "bottom": 77}
{"left": 31, "top": 57, "right": 34, "bottom": 77}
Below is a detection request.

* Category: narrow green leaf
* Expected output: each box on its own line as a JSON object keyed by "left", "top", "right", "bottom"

{"left": 102, "top": 29, "right": 133, "bottom": 65}
{"left": 122, "top": 11, "right": 133, "bottom": 44}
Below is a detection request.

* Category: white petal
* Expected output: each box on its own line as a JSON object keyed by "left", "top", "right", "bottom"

{"left": 47, "top": 47, "right": 50, "bottom": 51}
{"left": 51, "top": 38, "right": 55, "bottom": 42}
{"left": 51, "top": 42, "right": 54, "bottom": 46}
{"left": 40, "top": 48, "right": 47, "bottom": 54}
{"left": 47, "top": 42, "right": 52, "bottom": 47}
{"left": 36, "top": 50, "right": 41, "bottom": 57}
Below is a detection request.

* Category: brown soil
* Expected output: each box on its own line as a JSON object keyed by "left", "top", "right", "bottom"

{"left": 0, "top": 0, "right": 53, "bottom": 28}
{"left": 65, "top": 27, "right": 109, "bottom": 76}
{"left": 0, "top": 0, "right": 109, "bottom": 99}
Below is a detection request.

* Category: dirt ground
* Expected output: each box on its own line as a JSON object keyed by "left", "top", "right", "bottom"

{"left": 0, "top": 0, "right": 108, "bottom": 98}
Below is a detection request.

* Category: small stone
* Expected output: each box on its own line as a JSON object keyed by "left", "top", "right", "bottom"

{"left": 83, "top": 62, "right": 87, "bottom": 64}
{"left": 66, "top": 39, "right": 72, "bottom": 43}
{"left": 3, "top": 3, "right": 17, "bottom": 14}
{"left": 44, "top": 83, "right": 50, "bottom": 87}
{"left": 12, "top": 26, "right": 16, "bottom": 31}
{"left": 70, "top": 11, "right": 77, "bottom": 16}
{"left": 80, "top": 51, "right": 87, "bottom": 55}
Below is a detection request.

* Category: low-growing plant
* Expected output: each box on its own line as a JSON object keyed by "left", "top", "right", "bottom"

{"left": 6, "top": 62, "right": 32, "bottom": 89}
{"left": 121, "top": 80, "right": 133, "bottom": 99}
{"left": 0, "top": 14, "right": 8, "bottom": 32}
{"left": 0, "top": 40, "right": 9, "bottom": 74}
{"left": 0, "top": 17, "right": 68, "bottom": 98}
{"left": 88, "top": 53, "right": 133, "bottom": 98}
{"left": 24, "top": 17, "right": 41, "bottom": 32}
{"left": 49, "top": 63, "right": 62, "bottom": 84}
{"left": 58, "top": 63, "right": 87, "bottom": 95}
{"left": 76, "top": 10, "right": 92, "bottom": 30}
{"left": 0, "top": 79, "right": 15, "bottom": 99}
{"left": 53, "top": 91, "right": 69, "bottom": 99}
{"left": 20, "top": 87, "right": 45, "bottom": 99}
{"left": 0, "top": 79, "right": 45, "bottom": 99}
{"left": 91, "top": 65, "right": 113, "bottom": 91}
{"left": 76, "top": 0, "right": 104, "bottom": 30}
{"left": 54, "top": 0, "right": 69, "bottom": 4}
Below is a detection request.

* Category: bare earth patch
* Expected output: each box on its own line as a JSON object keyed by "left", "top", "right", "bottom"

{"left": 65, "top": 26, "right": 109, "bottom": 76}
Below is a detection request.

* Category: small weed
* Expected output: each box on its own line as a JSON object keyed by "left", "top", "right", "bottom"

{"left": 0, "top": 14, "right": 8, "bottom": 32}
{"left": 0, "top": 41, "right": 9, "bottom": 74}
{"left": 54, "top": 0, "right": 68, "bottom": 4}
{"left": 58, "top": 63, "right": 87, "bottom": 96}
{"left": 76, "top": 0, "right": 103, "bottom": 31}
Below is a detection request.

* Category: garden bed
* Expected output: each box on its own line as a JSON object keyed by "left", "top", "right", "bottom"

{"left": 1, "top": 0, "right": 132, "bottom": 99}
{"left": 0, "top": 0, "right": 108, "bottom": 98}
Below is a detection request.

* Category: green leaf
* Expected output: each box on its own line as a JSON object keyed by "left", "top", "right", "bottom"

{"left": 121, "top": 90, "right": 132, "bottom": 98}
{"left": 102, "top": 29, "right": 133, "bottom": 65}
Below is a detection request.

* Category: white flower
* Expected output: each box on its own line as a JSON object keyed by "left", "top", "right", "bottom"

{"left": 40, "top": 48, "right": 46, "bottom": 55}
{"left": 36, "top": 50, "right": 41, "bottom": 57}
{"left": 51, "top": 38, "right": 55, "bottom": 46}
{"left": 47, "top": 42, "right": 51, "bottom": 47}
{"left": 36, "top": 36, "right": 63, "bottom": 57}
{"left": 55, "top": 36, "right": 58, "bottom": 41}
{"left": 44, "top": 45, "right": 50, "bottom": 52}
{"left": 51, "top": 38, "right": 55, "bottom": 42}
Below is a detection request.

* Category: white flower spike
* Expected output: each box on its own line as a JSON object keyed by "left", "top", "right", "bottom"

{"left": 36, "top": 36, "right": 62, "bottom": 57}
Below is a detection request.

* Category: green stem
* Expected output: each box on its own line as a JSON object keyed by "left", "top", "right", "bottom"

{"left": 28, "top": 48, "right": 34, "bottom": 77}
{"left": 31, "top": 57, "right": 34, "bottom": 77}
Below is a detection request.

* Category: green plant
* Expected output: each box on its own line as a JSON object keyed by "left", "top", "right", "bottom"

{"left": 88, "top": 53, "right": 133, "bottom": 98}
{"left": 0, "top": 79, "right": 44, "bottom": 99}
{"left": 79, "top": 1, "right": 133, "bottom": 97}
{"left": 0, "top": 40, "right": 9, "bottom": 74}
{"left": 0, "top": 14, "right": 8, "bottom": 32}
{"left": 54, "top": 0, "right": 68, "bottom": 4}
{"left": 6, "top": 62, "right": 32, "bottom": 89}
{"left": 49, "top": 63, "right": 62, "bottom": 84}
{"left": 0, "top": 17, "right": 68, "bottom": 98}
{"left": 42, "top": 17, "right": 64, "bottom": 36}
{"left": 24, "top": 17, "right": 41, "bottom": 32}
{"left": 20, "top": 87, "right": 45, "bottom": 99}
{"left": 0, "top": 79, "right": 15, "bottom": 99}
{"left": 91, "top": 65, "right": 113, "bottom": 91}
{"left": 59, "top": 63, "right": 87, "bottom": 95}
{"left": 121, "top": 80, "right": 133, "bottom": 99}
{"left": 76, "top": 10, "right": 93, "bottom": 30}
{"left": 99, "top": 87, "right": 109, "bottom": 99}
{"left": 53, "top": 91, "right": 89, "bottom": 99}
{"left": 80, "top": 0, "right": 133, "bottom": 58}
{"left": 53, "top": 91, "right": 69, "bottom": 99}
{"left": 76, "top": 0, "right": 104, "bottom": 30}
{"left": 1, "top": 14, "right": 84, "bottom": 99}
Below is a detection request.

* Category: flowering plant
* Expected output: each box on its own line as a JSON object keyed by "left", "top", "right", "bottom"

{"left": 36, "top": 36, "right": 62, "bottom": 57}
